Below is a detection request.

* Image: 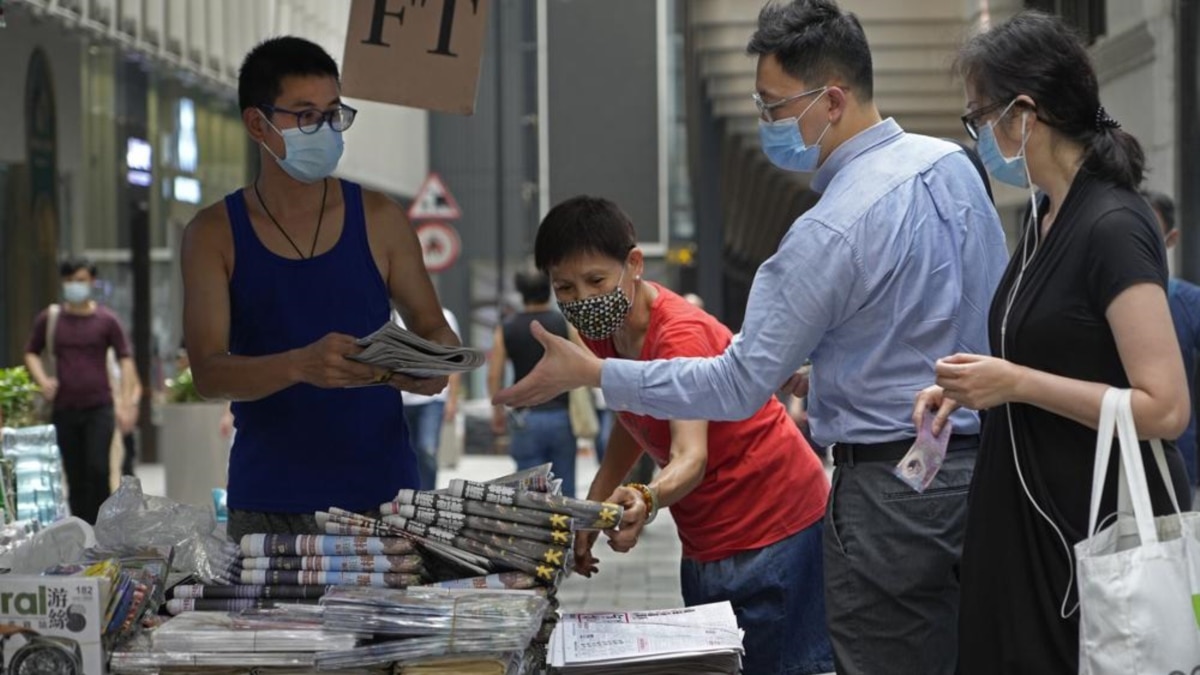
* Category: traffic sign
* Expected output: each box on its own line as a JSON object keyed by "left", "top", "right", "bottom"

{"left": 416, "top": 221, "right": 461, "bottom": 273}
{"left": 409, "top": 173, "right": 462, "bottom": 221}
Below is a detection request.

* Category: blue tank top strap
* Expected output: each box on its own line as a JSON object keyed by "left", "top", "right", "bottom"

{"left": 224, "top": 189, "right": 255, "bottom": 258}
{"left": 339, "top": 179, "right": 370, "bottom": 251}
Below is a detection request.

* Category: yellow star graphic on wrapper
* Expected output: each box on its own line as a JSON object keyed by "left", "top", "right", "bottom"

{"left": 536, "top": 565, "right": 554, "bottom": 581}
{"left": 543, "top": 549, "right": 564, "bottom": 566}
{"left": 549, "top": 514, "right": 569, "bottom": 529}
{"left": 598, "top": 506, "right": 618, "bottom": 528}
{"left": 552, "top": 531, "right": 569, "bottom": 545}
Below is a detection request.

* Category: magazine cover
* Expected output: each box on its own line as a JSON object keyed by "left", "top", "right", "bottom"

{"left": 0, "top": 575, "right": 103, "bottom": 674}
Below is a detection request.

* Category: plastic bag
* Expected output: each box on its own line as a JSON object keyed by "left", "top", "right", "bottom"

{"left": 894, "top": 415, "right": 952, "bottom": 493}
{"left": 94, "top": 476, "right": 241, "bottom": 584}
{"left": 9, "top": 515, "right": 95, "bottom": 573}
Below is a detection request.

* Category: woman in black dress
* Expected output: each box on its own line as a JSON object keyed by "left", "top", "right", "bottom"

{"left": 913, "top": 11, "right": 1193, "bottom": 674}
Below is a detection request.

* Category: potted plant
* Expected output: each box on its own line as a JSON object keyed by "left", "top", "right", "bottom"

{"left": 0, "top": 367, "right": 66, "bottom": 523}
{"left": 0, "top": 367, "right": 39, "bottom": 429}
{"left": 158, "top": 367, "right": 229, "bottom": 508}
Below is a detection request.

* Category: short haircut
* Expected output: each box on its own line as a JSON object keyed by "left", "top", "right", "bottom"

{"left": 1142, "top": 190, "right": 1175, "bottom": 232}
{"left": 534, "top": 196, "right": 637, "bottom": 272}
{"left": 238, "top": 36, "right": 340, "bottom": 112}
{"left": 746, "top": 0, "right": 874, "bottom": 101}
{"left": 514, "top": 269, "right": 552, "bottom": 305}
{"left": 59, "top": 257, "right": 96, "bottom": 278}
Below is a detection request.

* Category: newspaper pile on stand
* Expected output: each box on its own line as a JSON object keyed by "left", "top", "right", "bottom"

{"left": 548, "top": 602, "right": 744, "bottom": 674}
{"left": 349, "top": 322, "right": 485, "bottom": 378}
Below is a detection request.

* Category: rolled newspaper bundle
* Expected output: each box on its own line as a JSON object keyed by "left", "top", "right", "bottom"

{"left": 317, "top": 509, "right": 406, "bottom": 538}
{"left": 385, "top": 505, "right": 572, "bottom": 546}
{"left": 386, "top": 492, "right": 576, "bottom": 531}
{"left": 447, "top": 479, "right": 623, "bottom": 530}
{"left": 165, "top": 598, "right": 320, "bottom": 615}
{"left": 239, "top": 569, "right": 424, "bottom": 588}
{"left": 168, "top": 584, "right": 329, "bottom": 600}
{"left": 421, "top": 572, "right": 542, "bottom": 591}
{"left": 390, "top": 518, "right": 558, "bottom": 583}
{"left": 240, "top": 534, "right": 416, "bottom": 558}
{"left": 461, "top": 528, "right": 568, "bottom": 570}
{"left": 485, "top": 463, "right": 555, "bottom": 493}
{"left": 240, "top": 554, "right": 425, "bottom": 573}
{"left": 385, "top": 517, "right": 567, "bottom": 570}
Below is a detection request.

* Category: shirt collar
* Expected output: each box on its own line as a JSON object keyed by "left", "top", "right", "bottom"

{"left": 810, "top": 118, "right": 904, "bottom": 193}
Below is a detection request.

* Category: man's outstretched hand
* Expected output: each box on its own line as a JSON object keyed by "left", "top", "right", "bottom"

{"left": 492, "top": 320, "right": 604, "bottom": 408}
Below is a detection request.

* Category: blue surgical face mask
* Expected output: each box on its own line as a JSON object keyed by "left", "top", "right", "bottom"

{"left": 62, "top": 281, "right": 91, "bottom": 304}
{"left": 976, "top": 99, "right": 1030, "bottom": 188}
{"left": 259, "top": 111, "right": 344, "bottom": 183}
{"left": 758, "top": 89, "right": 831, "bottom": 172}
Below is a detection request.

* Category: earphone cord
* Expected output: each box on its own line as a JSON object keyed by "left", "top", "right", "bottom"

{"left": 1000, "top": 192, "right": 1080, "bottom": 619}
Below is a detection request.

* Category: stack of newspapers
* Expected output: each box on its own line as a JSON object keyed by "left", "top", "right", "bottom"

{"left": 548, "top": 602, "right": 744, "bottom": 674}
{"left": 350, "top": 322, "right": 485, "bottom": 377}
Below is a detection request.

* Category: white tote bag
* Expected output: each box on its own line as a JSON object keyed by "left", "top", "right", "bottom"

{"left": 1076, "top": 388, "right": 1200, "bottom": 674}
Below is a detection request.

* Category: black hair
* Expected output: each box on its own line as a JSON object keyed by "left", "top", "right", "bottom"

{"left": 746, "top": 0, "right": 874, "bottom": 101}
{"left": 534, "top": 196, "right": 637, "bottom": 272}
{"left": 514, "top": 269, "right": 552, "bottom": 305}
{"left": 1141, "top": 190, "right": 1175, "bottom": 232}
{"left": 238, "top": 36, "right": 340, "bottom": 112}
{"left": 59, "top": 257, "right": 96, "bottom": 278}
{"left": 957, "top": 11, "right": 1144, "bottom": 190}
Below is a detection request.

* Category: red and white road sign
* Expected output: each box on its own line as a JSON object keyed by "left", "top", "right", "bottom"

{"left": 416, "top": 221, "right": 461, "bottom": 273}
{"left": 409, "top": 173, "right": 462, "bottom": 221}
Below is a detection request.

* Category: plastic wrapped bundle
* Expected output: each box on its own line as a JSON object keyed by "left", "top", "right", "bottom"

{"left": 149, "top": 610, "right": 362, "bottom": 653}
{"left": 312, "top": 587, "right": 549, "bottom": 669}
{"left": 1, "top": 424, "right": 68, "bottom": 523}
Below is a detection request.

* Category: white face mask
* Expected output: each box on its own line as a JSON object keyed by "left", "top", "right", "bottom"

{"left": 62, "top": 281, "right": 91, "bottom": 304}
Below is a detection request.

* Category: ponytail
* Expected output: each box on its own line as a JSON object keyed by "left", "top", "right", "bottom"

{"left": 1081, "top": 125, "right": 1145, "bottom": 191}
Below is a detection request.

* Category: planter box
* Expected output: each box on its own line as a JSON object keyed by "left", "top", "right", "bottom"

{"left": 158, "top": 402, "right": 228, "bottom": 509}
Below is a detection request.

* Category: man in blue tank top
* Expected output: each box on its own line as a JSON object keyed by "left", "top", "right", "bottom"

{"left": 180, "top": 37, "right": 459, "bottom": 543}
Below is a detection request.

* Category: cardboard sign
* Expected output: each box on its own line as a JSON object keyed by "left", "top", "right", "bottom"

{"left": 342, "top": 0, "right": 490, "bottom": 115}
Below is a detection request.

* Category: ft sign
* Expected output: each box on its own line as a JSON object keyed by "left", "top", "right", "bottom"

{"left": 342, "top": 0, "right": 490, "bottom": 115}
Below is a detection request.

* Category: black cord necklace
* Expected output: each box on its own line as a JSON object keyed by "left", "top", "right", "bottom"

{"left": 254, "top": 177, "right": 328, "bottom": 259}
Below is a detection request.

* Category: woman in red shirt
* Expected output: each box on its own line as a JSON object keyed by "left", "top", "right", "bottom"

{"left": 533, "top": 196, "right": 833, "bottom": 674}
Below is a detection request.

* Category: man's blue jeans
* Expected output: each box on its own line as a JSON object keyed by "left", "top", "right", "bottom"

{"left": 404, "top": 401, "right": 444, "bottom": 491}
{"left": 680, "top": 520, "right": 834, "bottom": 674}
{"left": 509, "top": 408, "right": 577, "bottom": 498}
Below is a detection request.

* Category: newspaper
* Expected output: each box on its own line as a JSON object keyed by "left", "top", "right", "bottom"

{"left": 0, "top": 575, "right": 105, "bottom": 674}
{"left": 548, "top": 602, "right": 743, "bottom": 674}
{"left": 349, "top": 322, "right": 485, "bottom": 378}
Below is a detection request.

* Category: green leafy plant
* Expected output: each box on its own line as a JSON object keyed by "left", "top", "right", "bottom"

{"left": 0, "top": 366, "right": 40, "bottom": 428}
{"left": 167, "top": 368, "right": 204, "bottom": 404}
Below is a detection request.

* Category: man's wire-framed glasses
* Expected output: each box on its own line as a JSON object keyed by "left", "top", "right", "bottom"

{"left": 752, "top": 85, "right": 827, "bottom": 122}
{"left": 259, "top": 104, "right": 358, "bottom": 134}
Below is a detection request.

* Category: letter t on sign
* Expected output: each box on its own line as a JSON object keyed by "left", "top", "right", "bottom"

{"left": 343, "top": 0, "right": 490, "bottom": 115}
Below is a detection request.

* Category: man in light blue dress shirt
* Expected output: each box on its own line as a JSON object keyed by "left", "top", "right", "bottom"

{"left": 495, "top": 1, "right": 1008, "bottom": 673}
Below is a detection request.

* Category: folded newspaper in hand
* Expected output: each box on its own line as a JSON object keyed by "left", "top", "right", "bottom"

{"left": 350, "top": 322, "right": 485, "bottom": 378}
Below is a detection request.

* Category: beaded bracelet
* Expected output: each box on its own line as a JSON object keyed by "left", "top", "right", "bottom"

{"left": 625, "top": 482, "right": 658, "bottom": 525}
